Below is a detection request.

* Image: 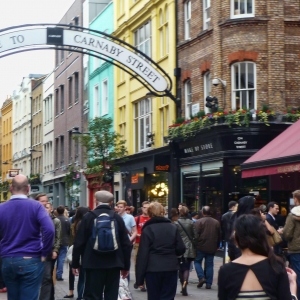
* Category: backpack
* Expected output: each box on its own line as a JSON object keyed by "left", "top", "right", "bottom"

{"left": 91, "top": 210, "right": 119, "bottom": 253}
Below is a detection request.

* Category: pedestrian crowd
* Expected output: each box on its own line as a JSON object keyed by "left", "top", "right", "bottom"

{"left": 0, "top": 175, "right": 299, "bottom": 300}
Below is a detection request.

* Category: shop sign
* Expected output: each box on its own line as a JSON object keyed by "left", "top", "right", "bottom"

{"left": 277, "top": 163, "right": 300, "bottom": 174}
{"left": 30, "top": 185, "right": 40, "bottom": 193}
{"left": 154, "top": 155, "right": 170, "bottom": 172}
{"left": 130, "top": 168, "right": 145, "bottom": 189}
{"left": 8, "top": 169, "right": 19, "bottom": 178}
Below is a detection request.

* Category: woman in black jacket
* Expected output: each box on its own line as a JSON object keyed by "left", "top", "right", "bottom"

{"left": 135, "top": 202, "right": 186, "bottom": 300}
{"left": 218, "top": 214, "right": 297, "bottom": 300}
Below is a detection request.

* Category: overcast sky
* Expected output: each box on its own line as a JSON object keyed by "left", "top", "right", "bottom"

{"left": 0, "top": 0, "right": 75, "bottom": 105}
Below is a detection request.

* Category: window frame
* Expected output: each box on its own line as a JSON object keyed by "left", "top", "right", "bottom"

{"left": 184, "top": 0, "right": 191, "bottom": 40}
{"left": 203, "top": 0, "right": 211, "bottom": 30}
{"left": 134, "top": 98, "right": 152, "bottom": 152}
{"left": 134, "top": 21, "right": 151, "bottom": 58}
{"left": 184, "top": 80, "right": 192, "bottom": 119}
{"left": 231, "top": 61, "right": 256, "bottom": 110}
{"left": 204, "top": 72, "right": 211, "bottom": 114}
{"left": 102, "top": 79, "right": 108, "bottom": 115}
{"left": 231, "top": 0, "right": 254, "bottom": 19}
{"left": 93, "top": 84, "right": 99, "bottom": 118}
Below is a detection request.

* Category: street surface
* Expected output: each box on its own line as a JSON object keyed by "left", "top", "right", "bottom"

{"left": 0, "top": 256, "right": 222, "bottom": 299}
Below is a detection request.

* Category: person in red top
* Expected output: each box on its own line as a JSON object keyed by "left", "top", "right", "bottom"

{"left": 134, "top": 201, "right": 150, "bottom": 292}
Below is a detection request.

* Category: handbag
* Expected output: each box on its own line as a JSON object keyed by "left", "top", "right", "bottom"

{"left": 177, "top": 220, "right": 196, "bottom": 255}
{"left": 267, "top": 226, "right": 282, "bottom": 247}
{"left": 66, "top": 245, "right": 73, "bottom": 264}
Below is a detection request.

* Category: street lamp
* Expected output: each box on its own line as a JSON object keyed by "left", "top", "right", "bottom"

{"left": 30, "top": 149, "right": 43, "bottom": 153}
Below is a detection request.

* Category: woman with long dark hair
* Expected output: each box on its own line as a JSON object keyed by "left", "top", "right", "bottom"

{"left": 218, "top": 214, "right": 297, "bottom": 299}
{"left": 64, "top": 206, "right": 90, "bottom": 299}
{"left": 227, "top": 196, "right": 255, "bottom": 261}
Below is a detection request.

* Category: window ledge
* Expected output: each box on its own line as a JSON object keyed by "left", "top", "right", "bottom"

{"left": 157, "top": 55, "right": 169, "bottom": 64}
{"left": 117, "top": 80, "right": 126, "bottom": 87}
{"left": 219, "top": 17, "right": 269, "bottom": 29}
{"left": 117, "top": 12, "right": 125, "bottom": 21}
{"left": 68, "top": 105, "right": 73, "bottom": 110}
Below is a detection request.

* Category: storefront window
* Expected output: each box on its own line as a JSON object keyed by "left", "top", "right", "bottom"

{"left": 182, "top": 170, "right": 200, "bottom": 212}
{"left": 148, "top": 173, "right": 168, "bottom": 207}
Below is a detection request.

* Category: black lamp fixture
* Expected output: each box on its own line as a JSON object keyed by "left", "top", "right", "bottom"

{"left": 30, "top": 149, "right": 42, "bottom": 153}
{"left": 205, "top": 96, "right": 218, "bottom": 112}
{"left": 71, "top": 126, "right": 90, "bottom": 135}
{"left": 2, "top": 161, "right": 9, "bottom": 165}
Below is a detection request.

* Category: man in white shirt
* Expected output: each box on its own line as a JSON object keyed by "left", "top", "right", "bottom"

{"left": 117, "top": 200, "right": 137, "bottom": 244}
{"left": 117, "top": 200, "right": 137, "bottom": 284}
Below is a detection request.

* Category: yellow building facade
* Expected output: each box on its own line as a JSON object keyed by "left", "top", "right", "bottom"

{"left": 114, "top": 0, "right": 177, "bottom": 155}
{"left": 1, "top": 98, "right": 13, "bottom": 201}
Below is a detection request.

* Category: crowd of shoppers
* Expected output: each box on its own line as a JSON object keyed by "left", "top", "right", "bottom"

{"left": 0, "top": 176, "right": 299, "bottom": 300}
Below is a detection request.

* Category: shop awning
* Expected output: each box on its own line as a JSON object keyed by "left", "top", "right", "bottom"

{"left": 242, "top": 119, "right": 300, "bottom": 178}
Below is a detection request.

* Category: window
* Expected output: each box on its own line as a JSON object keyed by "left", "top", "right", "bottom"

{"left": 102, "top": 79, "right": 108, "bottom": 115}
{"left": 134, "top": 98, "right": 152, "bottom": 152}
{"left": 94, "top": 85, "right": 99, "bottom": 118}
{"left": 68, "top": 77, "right": 73, "bottom": 107}
{"left": 61, "top": 49, "right": 64, "bottom": 62}
{"left": 231, "top": 62, "right": 256, "bottom": 110}
{"left": 55, "top": 138, "right": 59, "bottom": 168}
{"left": 204, "top": 72, "right": 211, "bottom": 113}
{"left": 165, "top": 6, "right": 169, "bottom": 54}
{"left": 203, "top": 0, "right": 211, "bottom": 30}
{"left": 159, "top": 97, "right": 169, "bottom": 144}
{"left": 60, "top": 136, "right": 64, "bottom": 166}
{"left": 119, "top": 0, "right": 124, "bottom": 15}
{"left": 231, "top": 0, "right": 254, "bottom": 18}
{"left": 159, "top": 10, "right": 164, "bottom": 57}
{"left": 55, "top": 89, "right": 59, "bottom": 116}
{"left": 74, "top": 72, "right": 79, "bottom": 103}
{"left": 60, "top": 85, "right": 64, "bottom": 112}
{"left": 184, "top": 0, "right": 191, "bottom": 39}
{"left": 134, "top": 22, "right": 151, "bottom": 58}
{"left": 69, "top": 132, "right": 73, "bottom": 164}
{"left": 184, "top": 80, "right": 192, "bottom": 119}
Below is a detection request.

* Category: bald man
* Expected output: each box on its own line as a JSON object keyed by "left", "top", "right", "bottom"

{"left": 72, "top": 191, "right": 131, "bottom": 300}
{"left": 0, "top": 174, "right": 54, "bottom": 300}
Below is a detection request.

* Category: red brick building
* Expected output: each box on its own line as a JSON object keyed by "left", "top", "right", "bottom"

{"left": 177, "top": 0, "right": 300, "bottom": 117}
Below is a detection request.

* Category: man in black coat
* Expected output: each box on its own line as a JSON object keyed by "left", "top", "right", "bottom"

{"left": 72, "top": 191, "right": 131, "bottom": 300}
{"left": 221, "top": 201, "right": 237, "bottom": 243}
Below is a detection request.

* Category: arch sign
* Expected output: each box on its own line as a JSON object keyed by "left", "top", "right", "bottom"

{"left": 0, "top": 24, "right": 173, "bottom": 96}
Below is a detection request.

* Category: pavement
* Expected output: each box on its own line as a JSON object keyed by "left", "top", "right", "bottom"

{"left": 0, "top": 255, "right": 222, "bottom": 299}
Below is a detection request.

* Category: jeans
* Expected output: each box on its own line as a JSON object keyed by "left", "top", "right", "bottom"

{"left": 77, "top": 267, "right": 85, "bottom": 299}
{"left": 56, "top": 245, "right": 68, "bottom": 279}
{"left": 289, "top": 253, "right": 300, "bottom": 299}
{"left": 145, "top": 271, "right": 177, "bottom": 300}
{"left": 39, "top": 258, "right": 56, "bottom": 300}
{"left": 194, "top": 250, "right": 214, "bottom": 285}
{"left": 2, "top": 257, "right": 44, "bottom": 300}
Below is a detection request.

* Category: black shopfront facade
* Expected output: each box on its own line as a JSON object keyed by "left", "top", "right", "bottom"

{"left": 169, "top": 123, "right": 290, "bottom": 218}
{"left": 118, "top": 146, "right": 172, "bottom": 211}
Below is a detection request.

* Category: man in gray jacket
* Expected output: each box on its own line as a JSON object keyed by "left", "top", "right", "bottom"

{"left": 194, "top": 206, "right": 220, "bottom": 290}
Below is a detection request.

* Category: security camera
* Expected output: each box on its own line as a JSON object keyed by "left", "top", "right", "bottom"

{"left": 212, "top": 78, "right": 219, "bottom": 86}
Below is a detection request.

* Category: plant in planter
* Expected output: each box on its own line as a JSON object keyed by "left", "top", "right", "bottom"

{"left": 200, "top": 115, "right": 213, "bottom": 129}
{"left": 256, "top": 105, "right": 275, "bottom": 126}
{"left": 284, "top": 107, "right": 300, "bottom": 122}
{"left": 29, "top": 174, "right": 41, "bottom": 184}
{"left": 212, "top": 111, "right": 225, "bottom": 125}
{"left": 225, "top": 109, "right": 250, "bottom": 127}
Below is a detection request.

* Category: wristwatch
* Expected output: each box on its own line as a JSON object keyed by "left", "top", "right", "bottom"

{"left": 291, "top": 294, "right": 298, "bottom": 300}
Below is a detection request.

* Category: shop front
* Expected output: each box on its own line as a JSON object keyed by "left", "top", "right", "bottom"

{"left": 242, "top": 119, "right": 300, "bottom": 218}
{"left": 117, "top": 147, "right": 171, "bottom": 213}
{"left": 173, "top": 123, "right": 290, "bottom": 216}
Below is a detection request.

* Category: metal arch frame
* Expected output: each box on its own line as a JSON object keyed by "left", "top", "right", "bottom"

{"left": 0, "top": 23, "right": 177, "bottom": 102}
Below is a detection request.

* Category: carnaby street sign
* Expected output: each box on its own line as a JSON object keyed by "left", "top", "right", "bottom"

{"left": 0, "top": 26, "right": 169, "bottom": 93}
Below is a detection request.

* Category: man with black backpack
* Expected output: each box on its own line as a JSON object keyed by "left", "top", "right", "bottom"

{"left": 72, "top": 190, "right": 131, "bottom": 300}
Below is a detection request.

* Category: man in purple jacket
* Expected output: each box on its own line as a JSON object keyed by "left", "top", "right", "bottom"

{"left": 0, "top": 174, "right": 54, "bottom": 300}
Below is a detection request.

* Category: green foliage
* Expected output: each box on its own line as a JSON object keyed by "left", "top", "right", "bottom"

{"left": 63, "top": 164, "right": 81, "bottom": 207}
{"left": 73, "top": 117, "right": 128, "bottom": 174}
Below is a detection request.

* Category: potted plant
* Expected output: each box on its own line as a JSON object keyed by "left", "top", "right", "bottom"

{"left": 284, "top": 107, "right": 300, "bottom": 122}
{"left": 225, "top": 109, "right": 250, "bottom": 127}
{"left": 256, "top": 105, "right": 275, "bottom": 126}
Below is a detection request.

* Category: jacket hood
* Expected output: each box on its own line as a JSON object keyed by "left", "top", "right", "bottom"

{"left": 142, "top": 216, "right": 171, "bottom": 231}
{"left": 291, "top": 206, "right": 300, "bottom": 216}
{"left": 291, "top": 206, "right": 300, "bottom": 221}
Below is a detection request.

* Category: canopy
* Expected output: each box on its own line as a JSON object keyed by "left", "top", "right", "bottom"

{"left": 242, "top": 119, "right": 300, "bottom": 178}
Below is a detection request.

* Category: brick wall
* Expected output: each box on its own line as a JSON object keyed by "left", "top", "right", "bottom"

{"left": 177, "top": 0, "right": 300, "bottom": 118}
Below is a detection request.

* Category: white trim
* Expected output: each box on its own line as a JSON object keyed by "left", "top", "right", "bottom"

{"left": 102, "top": 79, "right": 108, "bottom": 115}
{"left": 230, "top": 0, "right": 254, "bottom": 19}
{"left": 203, "top": 0, "right": 211, "bottom": 30}
{"left": 231, "top": 62, "right": 256, "bottom": 110}
{"left": 93, "top": 84, "right": 99, "bottom": 118}
{"left": 184, "top": 0, "right": 191, "bottom": 40}
{"left": 203, "top": 72, "right": 211, "bottom": 114}
{"left": 184, "top": 80, "right": 192, "bottom": 119}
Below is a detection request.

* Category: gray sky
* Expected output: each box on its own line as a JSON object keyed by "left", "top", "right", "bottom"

{"left": 0, "top": 0, "right": 75, "bottom": 105}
